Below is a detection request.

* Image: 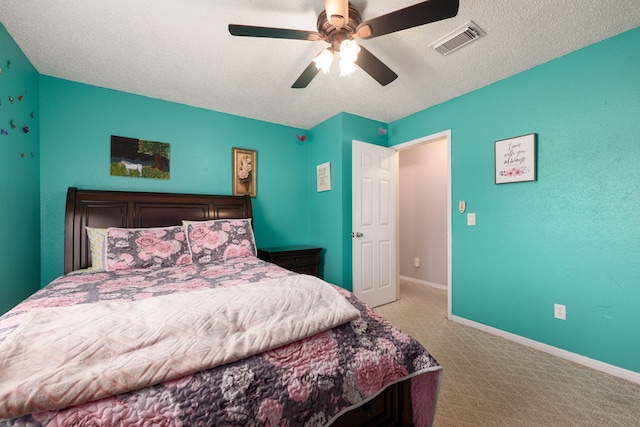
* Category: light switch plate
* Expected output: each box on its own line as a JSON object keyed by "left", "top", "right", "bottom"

{"left": 467, "top": 213, "right": 476, "bottom": 226}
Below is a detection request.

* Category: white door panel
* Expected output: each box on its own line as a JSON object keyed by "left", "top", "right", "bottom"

{"left": 352, "top": 140, "right": 397, "bottom": 307}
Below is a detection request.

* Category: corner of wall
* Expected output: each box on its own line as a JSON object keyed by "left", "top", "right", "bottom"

{"left": 0, "top": 23, "right": 41, "bottom": 313}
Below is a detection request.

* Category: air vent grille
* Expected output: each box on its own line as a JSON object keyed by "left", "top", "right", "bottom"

{"left": 431, "top": 21, "right": 485, "bottom": 55}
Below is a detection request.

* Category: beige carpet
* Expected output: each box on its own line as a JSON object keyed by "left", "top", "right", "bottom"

{"left": 374, "top": 280, "right": 640, "bottom": 427}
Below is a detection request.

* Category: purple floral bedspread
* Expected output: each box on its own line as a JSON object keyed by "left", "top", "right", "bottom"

{"left": 0, "top": 257, "right": 442, "bottom": 426}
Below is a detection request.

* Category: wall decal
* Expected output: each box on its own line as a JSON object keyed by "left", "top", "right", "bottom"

{"left": 296, "top": 134, "right": 306, "bottom": 142}
{"left": 1, "top": 55, "right": 36, "bottom": 161}
{"left": 110, "top": 135, "right": 170, "bottom": 180}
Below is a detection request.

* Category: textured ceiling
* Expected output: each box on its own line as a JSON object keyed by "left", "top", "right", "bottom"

{"left": 1, "top": 0, "right": 639, "bottom": 129}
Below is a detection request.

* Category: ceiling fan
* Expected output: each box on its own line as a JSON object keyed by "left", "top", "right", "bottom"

{"left": 229, "top": 0, "right": 460, "bottom": 88}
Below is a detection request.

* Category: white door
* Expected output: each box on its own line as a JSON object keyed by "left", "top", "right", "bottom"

{"left": 352, "top": 140, "right": 397, "bottom": 307}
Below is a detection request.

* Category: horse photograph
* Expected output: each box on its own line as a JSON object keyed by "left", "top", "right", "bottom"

{"left": 110, "top": 135, "right": 170, "bottom": 180}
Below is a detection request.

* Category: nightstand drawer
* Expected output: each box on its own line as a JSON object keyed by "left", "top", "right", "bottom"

{"left": 257, "top": 246, "right": 322, "bottom": 277}
{"left": 270, "top": 253, "right": 317, "bottom": 267}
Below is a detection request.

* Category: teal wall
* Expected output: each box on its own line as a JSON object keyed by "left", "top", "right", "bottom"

{"left": 307, "top": 115, "right": 343, "bottom": 285}
{"left": 0, "top": 24, "right": 40, "bottom": 314}
{"left": 39, "top": 77, "right": 311, "bottom": 285}
{"left": 307, "top": 113, "right": 387, "bottom": 289}
{"left": 389, "top": 27, "right": 640, "bottom": 373}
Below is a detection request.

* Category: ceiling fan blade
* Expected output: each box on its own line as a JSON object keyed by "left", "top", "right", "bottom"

{"left": 357, "top": 0, "right": 459, "bottom": 39}
{"left": 355, "top": 45, "right": 398, "bottom": 86}
{"left": 325, "top": 0, "right": 349, "bottom": 28}
{"left": 292, "top": 61, "right": 322, "bottom": 89}
{"left": 229, "top": 24, "right": 320, "bottom": 41}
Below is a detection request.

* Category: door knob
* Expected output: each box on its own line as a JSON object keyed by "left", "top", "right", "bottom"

{"left": 351, "top": 232, "right": 363, "bottom": 238}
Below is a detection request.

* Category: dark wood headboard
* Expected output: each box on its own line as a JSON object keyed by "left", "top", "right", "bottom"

{"left": 64, "top": 187, "right": 253, "bottom": 274}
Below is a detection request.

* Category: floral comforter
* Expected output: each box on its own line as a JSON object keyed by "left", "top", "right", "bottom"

{"left": 0, "top": 257, "right": 442, "bottom": 426}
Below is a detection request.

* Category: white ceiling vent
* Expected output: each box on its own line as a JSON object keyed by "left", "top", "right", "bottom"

{"left": 430, "top": 21, "right": 485, "bottom": 55}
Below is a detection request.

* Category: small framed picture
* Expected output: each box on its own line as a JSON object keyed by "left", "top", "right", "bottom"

{"left": 495, "top": 133, "right": 537, "bottom": 184}
{"left": 232, "top": 148, "right": 256, "bottom": 197}
{"left": 317, "top": 162, "right": 331, "bottom": 192}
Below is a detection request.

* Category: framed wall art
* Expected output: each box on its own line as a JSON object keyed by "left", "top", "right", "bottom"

{"left": 316, "top": 162, "right": 331, "bottom": 192}
{"left": 232, "top": 147, "right": 257, "bottom": 197}
{"left": 110, "top": 135, "right": 170, "bottom": 180}
{"left": 495, "top": 133, "right": 537, "bottom": 184}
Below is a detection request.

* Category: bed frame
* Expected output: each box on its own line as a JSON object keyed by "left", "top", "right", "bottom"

{"left": 63, "top": 187, "right": 414, "bottom": 426}
{"left": 64, "top": 187, "right": 253, "bottom": 274}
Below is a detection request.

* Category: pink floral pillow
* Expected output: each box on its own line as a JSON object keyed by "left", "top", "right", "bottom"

{"left": 104, "top": 226, "right": 193, "bottom": 271}
{"left": 185, "top": 219, "right": 257, "bottom": 265}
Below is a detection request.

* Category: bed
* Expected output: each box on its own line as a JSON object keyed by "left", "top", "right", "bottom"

{"left": 0, "top": 187, "right": 442, "bottom": 426}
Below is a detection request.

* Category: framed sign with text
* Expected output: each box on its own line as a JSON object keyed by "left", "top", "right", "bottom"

{"left": 316, "top": 162, "right": 331, "bottom": 192}
{"left": 495, "top": 133, "right": 537, "bottom": 184}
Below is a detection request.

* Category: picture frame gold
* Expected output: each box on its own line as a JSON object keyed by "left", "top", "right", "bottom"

{"left": 232, "top": 147, "right": 257, "bottom": 197}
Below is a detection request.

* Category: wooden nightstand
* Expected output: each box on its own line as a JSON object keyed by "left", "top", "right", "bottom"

{"left": 257, "top": 246, "right": 322, "bottom": 277}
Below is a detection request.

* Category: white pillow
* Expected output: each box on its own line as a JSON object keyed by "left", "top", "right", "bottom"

{"left": 85, "top": 226, "right": 107, "bottom": 271}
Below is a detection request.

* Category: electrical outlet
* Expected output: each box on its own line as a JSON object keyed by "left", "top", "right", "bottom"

{"left": 554, "top": 304, "right": 566, "bottom": 320}
{"left": 414, "top": 257, "right": 420, "bottom": 268}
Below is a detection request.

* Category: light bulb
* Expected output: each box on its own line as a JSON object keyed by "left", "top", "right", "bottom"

{"left": 313, "top": 49, "right": 334, "bottom": 73}
{"left": 339, "top": 58, "right": 357, "bottom": 76}
{"left": 339, "top": 40, "right": 360, "bottom": 76}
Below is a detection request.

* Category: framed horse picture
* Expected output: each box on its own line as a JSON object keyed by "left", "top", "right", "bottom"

{"left": 110, "top": 135, "right": 170, "bottom": 180}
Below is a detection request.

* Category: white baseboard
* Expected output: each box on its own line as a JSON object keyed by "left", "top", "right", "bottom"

{"left": 399, "top": 275, "right": 447, "bottom": 290}
{"left": 451, "top": 315, "right": 640, "bottom": 385}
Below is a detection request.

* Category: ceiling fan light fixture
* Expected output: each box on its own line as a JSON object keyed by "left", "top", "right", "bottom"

{"left": 313, "top": 48, "right": 334, "bottom": 73}
{"left": 339, "top": 39, "right": 360, "bottom": 76}
{"left": 339, "top": 57, "right": 358, "bottom": 77}
{"left": 340, "top": 39, "right": 360, "bottom": 60}
{"left": 230, "top": 0, "right": 460, "bottom": 88}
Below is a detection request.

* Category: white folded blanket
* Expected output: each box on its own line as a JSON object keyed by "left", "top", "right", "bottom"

{"left": 0, "top": 274, "right": 359, "bottom": 420}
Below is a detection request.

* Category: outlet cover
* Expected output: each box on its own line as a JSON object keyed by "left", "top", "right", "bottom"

{"left": 554, "top": 304, "right": 566, "bottom": 320}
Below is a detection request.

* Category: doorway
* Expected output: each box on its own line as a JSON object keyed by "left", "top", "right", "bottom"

{"left": 394, "top": 130, "right": 452, "bottom": 319}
